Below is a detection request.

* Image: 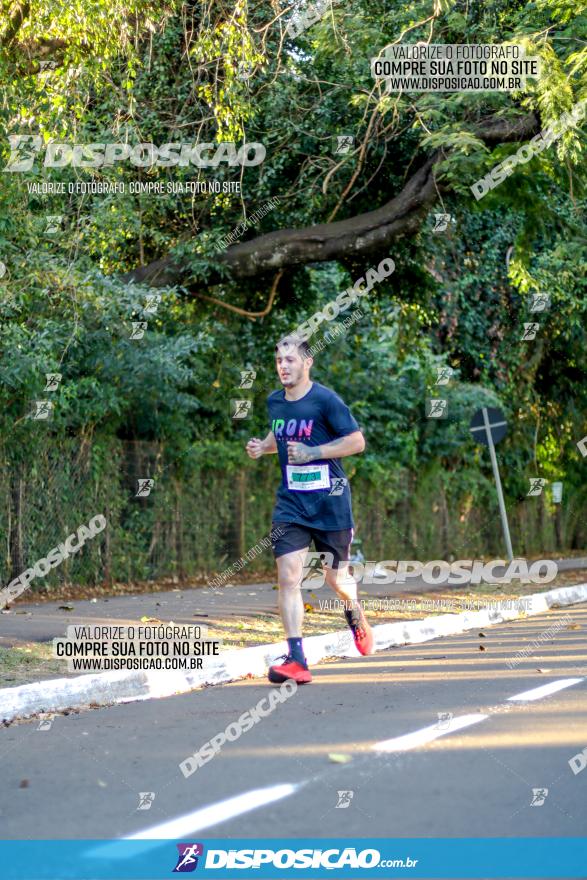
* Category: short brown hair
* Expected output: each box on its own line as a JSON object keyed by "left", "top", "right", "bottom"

{"left": 274, "top": 336, "right": 312, "bottom": 359}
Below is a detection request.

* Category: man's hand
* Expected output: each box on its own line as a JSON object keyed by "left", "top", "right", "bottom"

{"left": 246, "top": 438, "right": 265, "bottom": 459}
{"left": 287, "top": 441, "right": 319, "bottom": 464}
{"left": 246, "top": 431, "right": 277, "bottom": 459}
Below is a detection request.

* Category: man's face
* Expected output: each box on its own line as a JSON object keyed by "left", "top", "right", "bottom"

{"left": 275, "top": 343, "right": 310, "bottom": 387}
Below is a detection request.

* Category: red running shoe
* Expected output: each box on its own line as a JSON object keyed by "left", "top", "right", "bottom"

{"left": 347, "top": 607, "right": 374, "bottom": 656}
{"left": 268, "top": 655, "right": 312, "bottom": 684}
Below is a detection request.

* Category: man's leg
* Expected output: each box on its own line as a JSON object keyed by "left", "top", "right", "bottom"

{"left": 323, "top": 561, "right": 358, "bottom": 607}
{"left": 276, "top": 547, "right": 309, "bottom": 639}
{"left": 315, "top": 529, "right": 374, "bottom": 656}
{"left": 268, "top": 525, "right": 313, "bottom": 684}
{"left": 323, "top": 562, "right": 373, "bottom": 655}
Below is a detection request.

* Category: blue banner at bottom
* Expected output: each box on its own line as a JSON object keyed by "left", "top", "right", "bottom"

{"left": 0, "top": 838, "right": 585, "bottom": 879}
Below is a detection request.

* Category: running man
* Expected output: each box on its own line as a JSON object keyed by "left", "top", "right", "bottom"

{"left": 246, "top": 336, "right": 374, "bottom": 684}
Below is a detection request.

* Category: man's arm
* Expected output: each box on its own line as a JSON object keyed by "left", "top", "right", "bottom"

{"left": 287, "top": 431, "right": 365, "bottom": 463}
{"left": 246, "top": 431, "right": 278, "bottom": 459}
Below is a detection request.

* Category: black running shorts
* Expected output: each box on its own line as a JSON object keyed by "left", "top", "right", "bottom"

{"left": 271, "top": 521, "right": 353, "bottom": 569}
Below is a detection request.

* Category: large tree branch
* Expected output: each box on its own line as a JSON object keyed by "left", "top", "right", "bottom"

{"left": 124, "top": 111, "right": 540, "bottom": 290}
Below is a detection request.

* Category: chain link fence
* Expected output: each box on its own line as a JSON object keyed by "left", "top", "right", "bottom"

{"left": 1, "top": 438, "right": 585, "bottom": 594}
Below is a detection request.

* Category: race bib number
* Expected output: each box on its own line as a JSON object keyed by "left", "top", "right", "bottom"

{"left": 286, "top": 464, "right": 330, "bottom": 492}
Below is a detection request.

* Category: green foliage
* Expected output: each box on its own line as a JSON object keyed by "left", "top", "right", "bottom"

{"left": 0, "top": 0, "right": 585, "bottom": 585}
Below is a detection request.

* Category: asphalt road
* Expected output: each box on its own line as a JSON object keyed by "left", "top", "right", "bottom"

{"left": 1, "top": 604, "right": 586, "bottom": 864}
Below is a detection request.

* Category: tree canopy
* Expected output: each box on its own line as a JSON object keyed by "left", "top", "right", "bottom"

{"left": 0, "top": 0, "right": 586, "bottom": 583}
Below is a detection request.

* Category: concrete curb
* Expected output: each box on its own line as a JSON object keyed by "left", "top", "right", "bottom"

{"left": 1, "top": 582, "right": 586, "bottom": 724}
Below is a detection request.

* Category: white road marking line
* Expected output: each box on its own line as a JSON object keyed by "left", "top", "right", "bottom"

{"left": 85, "top": 668, "right": 585, "bottom": 860}
{"left": 507, "top": 677, "right": 584, "bottom": 702}
{"left": 127, "top": 783, "right": 298, "bottom": 839}
{"left": 372, "top": 713, "right": 488, "bottom": 752}
{"left": 88, "top": 783, "right": 298, "bottom": 858}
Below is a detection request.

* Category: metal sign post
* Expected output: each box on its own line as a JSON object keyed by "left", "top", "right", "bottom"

{"left": 470, "top": 406, "right": 514, "bottom": 561}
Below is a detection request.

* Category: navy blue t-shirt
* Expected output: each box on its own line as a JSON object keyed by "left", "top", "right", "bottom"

{"left": 267, "top": 381, "right": 360, "bottom": 530}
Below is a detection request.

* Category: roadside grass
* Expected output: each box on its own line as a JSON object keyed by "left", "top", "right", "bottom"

{"left": 0, "top": 643, "right": 62, "bottom": 689}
